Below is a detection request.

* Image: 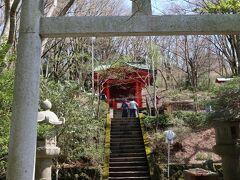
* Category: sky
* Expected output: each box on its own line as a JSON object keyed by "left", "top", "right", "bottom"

{"left": 123, "top": 0, "right": 187, "bottom": 14}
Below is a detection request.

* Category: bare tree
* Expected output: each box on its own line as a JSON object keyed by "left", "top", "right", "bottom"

{"left": 184, "top": 0, "right": 240, "bottom": 76}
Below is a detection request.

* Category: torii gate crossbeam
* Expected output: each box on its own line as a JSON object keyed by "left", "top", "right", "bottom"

{"left": 6, "top": 0, "right": 240, "bottom": 179}
{"left": 40, "top": 15, "right": 240, "bottom": 38}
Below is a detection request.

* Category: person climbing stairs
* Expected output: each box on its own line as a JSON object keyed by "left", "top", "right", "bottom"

{"left": 108, "top": 110, "right": 150, "bottom": 180}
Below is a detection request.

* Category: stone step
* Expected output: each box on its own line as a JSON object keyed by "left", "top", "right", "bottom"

{"left": 111, "top": 134, "right": 142, "bottom": 139}
{"left": 109, "top": 161, "right": 148, "bottom": 167}
{"left": 111, "top": 137, "right": 143, "bottom": 142}
{"left": 111, "top": 139, "right": 143, "bottom": 144}
{"left": 111, "top": 124, "right": 139, "bottom": 126}
{"left": 111, "top": 119, "right": 139, "bottom": 122}
{"left": 110, "top": 148, "right": 146, "bottom": 154}
{"left": 111, "top": 129, "right": 141, "bottom": 133}
{"left": 111, "top": 144, "right": 144, "bottom": 150}
{"left": 111, "top": 128, "right": 141, "bottom": 132}
{"left": 110, "top": 157, "right": 146, "bottom": 162}
{"left": 109, "top": 171, "right": 149, "bottom": 177}
{"left": 111, "top": 122, "right": 140, "bottom": 126}
{"left": 110, "top": 152, "right": 146, "bottom": 158}
{"left": 111, "top": 126, "right": 140, "bottom": 130}
{"left": 109, "top": 177, "right": 150, "bottom": 180}
{"left": 111, "top": 125, "right": 140, "bottom": 129}
{"left": 112, "top": 118, "right": 138, "bottom": 121}
{"left": 109, "top": 166, "right": 148, "bottom": 172}
{"left": 111, "top": 121, "right": 140, "bottom": 127}
{"left": 112, "top": 120, "right": 139, "bottom": 122}
{"left": 110, "top": 141, "right": 144, "bottom": 146}
{"left": 111, "top": 125, "right": 141, "bottom": 131}
{"left": 111, "top": 130, "right": 141, "bottom": 134}
{"left": 107, "top": 115, "right": 150, "bottom": 179}
{"left": 110, "top": 131, "right": 142, "bottom": 135}
{"left": 112, "top": 116, "right": 138, "bottom": 121}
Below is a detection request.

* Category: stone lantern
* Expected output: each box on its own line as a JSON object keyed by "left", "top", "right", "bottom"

{"left": 208, "top": 78, "right": 240, "bottom": 180}
{"left": 212, "top": 119, "right": 240, "bottom": 180}
{"left": 36, "top": 99, "right": 65, "bottom": 180}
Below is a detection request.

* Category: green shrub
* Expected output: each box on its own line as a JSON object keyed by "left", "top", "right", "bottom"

{"left": 40, "top": 79, "right": 105, "bottom": 165}
{"left": 0, "top": 70, "right": 14, "bottom": 174}
{"left": 173, "top": 111, "right": 208, "bottom": 129}
{"left": 197, "top": 76, "right": 217, "bottom": 91}
{"left": 37, "top": 124, "right": 55, "bottom": 140}
{"left": 208, "top": 77, "right": 240, "bottom": 121}
{"left": 143, "top": 114, "right": 170, "bottom": 131}
{"left": 195, "top": 152, "right": 213, "bottom": 161}
{"left": 0, "top": 77, "right": 106, "bottom": 175}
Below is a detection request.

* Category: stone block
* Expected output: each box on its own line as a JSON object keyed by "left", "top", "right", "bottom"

{"left": 184, "top": 168, "right": 219, "bottom": 180}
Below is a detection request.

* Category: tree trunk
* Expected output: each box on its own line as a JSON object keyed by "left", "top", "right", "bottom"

{"left": 7, "top": 0, "right": 20, "bottom": 45}
{"left": 59, "top": 0, "right": 75, "bottom": 16}
{"left": 236, "top": 34, "right": 240, "bottom": 76}
{"left": 0, "top": 0, "right": 20, "bottom": 62}
{"left": 1, "top": 0, "right": 11, "bottom": 38}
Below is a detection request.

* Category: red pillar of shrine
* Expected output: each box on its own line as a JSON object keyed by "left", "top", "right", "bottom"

{"left": 135, "top": 82, "right": 142, "bottom": 108}
{"left": 139, "top": 83, "right": 142, "bottom": 107}
{"left": 106, "top": 81, "right": 110, "bottom": 104}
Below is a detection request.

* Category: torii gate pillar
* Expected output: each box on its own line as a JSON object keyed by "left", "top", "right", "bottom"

{"left": 7, "top": 0, "right": 42, "bottom": 179}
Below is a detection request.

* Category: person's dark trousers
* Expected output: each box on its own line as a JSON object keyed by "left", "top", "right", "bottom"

{"left": 130, "top": 109, "right": 136, "bottom": 117}
{"left": 122, "top": 109, "right": 128, "bottom": 117}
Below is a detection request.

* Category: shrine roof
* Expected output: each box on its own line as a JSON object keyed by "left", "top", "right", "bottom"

{"left": 126, "top": 62, "right": 151, "bottom": 70}
{"left": 216, "top": 77, "right": 233, "bottom": 83}
{"left": 94, "top": 62, "right": 152, "bottom": 72}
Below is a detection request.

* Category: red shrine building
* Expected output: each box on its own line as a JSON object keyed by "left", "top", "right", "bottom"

{"left": 94, "top": 63, "right": 154, "bottom": 109}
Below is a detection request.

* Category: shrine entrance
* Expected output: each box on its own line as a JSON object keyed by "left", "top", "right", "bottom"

{"left": 94, "top": 63, "right": 153, "bottom": 109}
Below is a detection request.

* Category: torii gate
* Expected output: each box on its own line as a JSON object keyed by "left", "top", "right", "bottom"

{"left": 6, "top": 0, "right": 240, "bottom": 179}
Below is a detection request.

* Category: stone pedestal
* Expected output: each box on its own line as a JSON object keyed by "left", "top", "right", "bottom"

{"left": 184, "top": 168, "right": 219, "bottom": 180}
{"left": 212, "top": 120, "right": 240, "bottom": 180}
{"left": 36, "top": 137, "right": 60, "bottom": 180}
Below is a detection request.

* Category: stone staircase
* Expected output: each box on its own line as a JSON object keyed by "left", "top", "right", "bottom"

{"left": 108, "top": 110, "right": 150, "bottom": 180}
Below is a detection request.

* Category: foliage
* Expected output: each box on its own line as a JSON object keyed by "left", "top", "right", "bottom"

{"left": 195, "top": 152, "right": 213, "bottom": 161}
{"left": 37, "top": 123, "right": 55, "bottom": 140}
{"left": 53, "top": 166, "right": 101, "bottom": 179}
{"left": 0, "top": 70, "right": 14, "bottom": 174}
{"left": 143, "top": 114, "right": 170, "bottom": 131}
{"left": 173, "top": 111, "right": 208, "bottom": 129}
{"left": 0, "top": 76, "right": 106, "bottom": 175}
{"left": 40, "top": 79, "right": 106, "bottom": 165}
{"left": 143, "top": 110, "right": 208, "bottom": 131}
{"left": 198, "top": 0, "right": 240, "bottom": 14}
{"left": 0, "top": 41, "right": 15, "bottom": 73}
{"left": 197, "top": 76, "right": 217, "bottom": 91}
{"left": 208, "top": 77, "right": 240, "bottom": 121}
{"left": 0, "top": 42, "right": 10, "bottom": 67}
